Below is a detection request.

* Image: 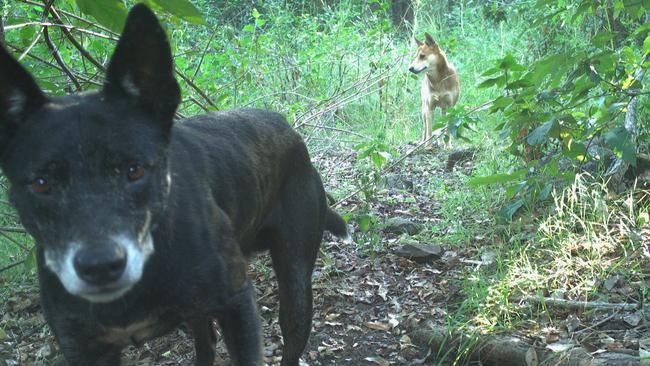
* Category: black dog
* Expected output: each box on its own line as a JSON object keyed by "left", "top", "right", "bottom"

{"left": 0, "top": 4, "right": 348, "bottom": 365}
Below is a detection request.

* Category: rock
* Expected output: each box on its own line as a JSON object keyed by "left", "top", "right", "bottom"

{"left": 446, "top": 148, "right": 477, "bottom": 171}
{"left": 604, "top": 274, "right": 621, "bottom": 291}
{"left": 383, "top": 218, "right": 424, "bottom": 235}
{"left": 623, "top": 312, "right": 641, "bottom": 327}
{"left": 381, "top": 174, "right": 413, "bottom": 191}
{"left": 394, "top": 243, "right": 443, "bottom": 263}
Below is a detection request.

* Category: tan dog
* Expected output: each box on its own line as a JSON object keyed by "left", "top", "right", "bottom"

{"left": 409, "top": 32, "right": 460, "bottom": 145}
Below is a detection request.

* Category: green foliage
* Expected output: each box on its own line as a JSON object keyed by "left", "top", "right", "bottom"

{"left": 471, "top": 0, "right": 649, "bottom": 217}
{"left": 75, "top": 0, "right": 127, "bottom": 31}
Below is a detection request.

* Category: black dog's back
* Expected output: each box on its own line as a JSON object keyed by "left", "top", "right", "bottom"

{"left": 171, "top": 109, "right": 311, "bottom": 248}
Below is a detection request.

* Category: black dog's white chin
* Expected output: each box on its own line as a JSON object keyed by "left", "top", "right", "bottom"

{"left": 78, "top": 283, "right": 136, "bottom": 303}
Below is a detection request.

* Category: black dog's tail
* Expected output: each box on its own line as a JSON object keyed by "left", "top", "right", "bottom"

{"left": 325, "top": 208, "right": 352, "bottom": 243}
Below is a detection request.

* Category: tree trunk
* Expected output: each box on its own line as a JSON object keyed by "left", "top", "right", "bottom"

{"left": 390, "top": 0, "right": 414, "bottom": 31}
{"left": 0, "top": 5, "right": 5, "bottom": 46}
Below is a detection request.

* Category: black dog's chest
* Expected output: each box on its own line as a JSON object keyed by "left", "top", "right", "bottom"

{"left": 97, "top": 311, "right": 181, "bottom": 347}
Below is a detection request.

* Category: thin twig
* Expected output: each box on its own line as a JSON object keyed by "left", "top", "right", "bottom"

{"left": 175, "top": 70, "right": 217, "bottom": 109}
{"left": 49, "top": 7, "right": 106, "bottom": 71}
{"left": 7, "top": 43, "right": 102, "bottom": 86}
{"left": 188, "top": 96, "right": 210, "bottom": 112}
{"left": 192, "top": 29, "right": 217, "bottom": 81}
{"left": 574, "top": 309, "right": 621, "bottom": 335}
{"left": 19, "top": 0, "right": 117, "bottom": 35}
{"left": 18, "top": 27, "right": 42, "bottom": 61}
{"left": 301, "top": 122, "right": 370, "bottom": 139}
{"left": 0, "top": 230, "right": 30, "bottom": 252}
{"left": 0, "top": 259, "right": 27, "bottom": 274}
{"left": 5, "top": 21, "right": 117, "bottom": 40}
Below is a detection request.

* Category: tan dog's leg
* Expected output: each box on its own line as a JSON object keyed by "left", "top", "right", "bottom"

{"left": 440, "top": 108, "right": 451, "bottom": 148}
{"left": 422, "top": 105, "right": 433, "bottom": 145}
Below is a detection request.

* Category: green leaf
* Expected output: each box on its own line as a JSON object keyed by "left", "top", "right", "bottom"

{"left": 592, "top": 31, "right": 614, "bottom": 48}
{"left": 499, "top": 54, "right": 516, "bottom": 69}
{"left": 563, "top": 139, "right": 587, "bottom": 161}
{"left": 75, "top": 0, "right": 127, "bottom": 32}
{"left": 498, "top": 199, "right": 525, "bottom": 220}
{"left": 24, "top": 246, "right": 37, "bottom": 270}
{"left": 481, "top": 67, "right": 500, "bottom": 77}
{"left": 489, "top": 96, "right": 514, "bottom": 113}
{"left": 477, "top": 75, "right": 505, "bottom": 89}
{"left": 538, "top": 183, "right": 553, "bottom": 201}
{"left": 469, "top": 170, "right": 526, "bottom": 186}
{"left": 151, "top": 0, "right": 206, "bottom": 24}
{"left": 527, "top": 53, "right": 565, "bottom": 84}
{"left": 604, "top": 127, "right": 637, "bottom": 166}
{"left": 506, "top": 78, "right": 534, "bottom": 90}
{"left": 527, "top": 119, "right": 559, "bottom": 145}
{"left": 357, "top": 214, "right": 373, "bottom": 233}
{"left": 571, "top": 1, "right": 593, "bottom": 22}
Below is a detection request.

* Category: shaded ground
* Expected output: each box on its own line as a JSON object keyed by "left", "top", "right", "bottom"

{"left": 0, "top": 146, "right": 646, "bottom": 365}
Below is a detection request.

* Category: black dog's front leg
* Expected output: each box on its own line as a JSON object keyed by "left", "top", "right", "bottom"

{"left": 218, "top": 282, "right": 263, "bottom": 366}
{"left": 56, "top": 338, "right": 121, "bottom": 366}
{"left": 188, "top": 317, "right": 217, "bottom": 366}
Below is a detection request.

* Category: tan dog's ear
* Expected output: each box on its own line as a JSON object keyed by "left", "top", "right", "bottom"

{"left": 414, "top": 36, "right": 423, "bottom": 47}
{"left": 424, "top": 32, "right": 437, "bottom": 47}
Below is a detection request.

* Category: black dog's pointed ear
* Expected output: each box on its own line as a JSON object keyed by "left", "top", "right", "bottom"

{"left": 104, "top": 4, "right": 180, "bottom": 125}
{"left": 0, "top": 46, "right": 46, "bottom": 148}
{"left": 414, "top": 36, "right": 423, "bottom": 47}
{"left": 424, "top": 32, "right": 438, "bottom": 48}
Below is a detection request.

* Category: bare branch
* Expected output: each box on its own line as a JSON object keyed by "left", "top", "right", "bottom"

{"left": 49, "top": 7, "right": 106, "bottom": 71}
{"left": 42, "top": 0, "right": 81, "bottom": 91}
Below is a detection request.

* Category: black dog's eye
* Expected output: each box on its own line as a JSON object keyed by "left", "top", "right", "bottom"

{"left": 126, "top": 163, "right": 145, "bottom": 182}
{"left": 31, "top": 177, "right": 52, "bottom": 194}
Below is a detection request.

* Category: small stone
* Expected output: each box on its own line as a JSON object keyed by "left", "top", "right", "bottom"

{"left": 623, "top": 312, "right": 642, "bottom": 327}
{"left": 604, "top": 275, "right": 621, "bottom": 291}
{"left": 383, "top": 218, "right": 424, "bottom": 235}
{"left": 381, "top": 174, "right": 414, "bottom": 191}
{"left": 394, "top": 243, "right": 443, "bottom": 263}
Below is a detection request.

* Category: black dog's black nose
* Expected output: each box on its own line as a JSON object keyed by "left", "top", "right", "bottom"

{"left": 74, "top": 245, "right": 127, "bottom": 286}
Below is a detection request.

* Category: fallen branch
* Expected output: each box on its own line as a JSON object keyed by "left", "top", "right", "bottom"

{"left": 409, "top": 326, "right": 640, "bottom": 366}
{"left": 525, "top": 296, "right": 638, "bottom": 311}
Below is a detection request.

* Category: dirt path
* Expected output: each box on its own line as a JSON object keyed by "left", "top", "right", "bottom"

{"left": 1, "top": 146, "right": 472, "bottom": 365}
{"left": 1, "top": 146, "right": 644, "bottom": 365}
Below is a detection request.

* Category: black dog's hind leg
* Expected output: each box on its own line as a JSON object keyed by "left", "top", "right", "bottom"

{"left": 188, "top": 317, "right": 216, "bottom": 366}
{"left": 270, "top": 169, "right": 325, "bottom": 366}
{"left": 217, "top": 282, "right": 263, "bottom": 366}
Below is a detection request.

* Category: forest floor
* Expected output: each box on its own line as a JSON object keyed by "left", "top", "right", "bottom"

{"left": 0, "top": 144, "right": 646, "bottom": 365}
